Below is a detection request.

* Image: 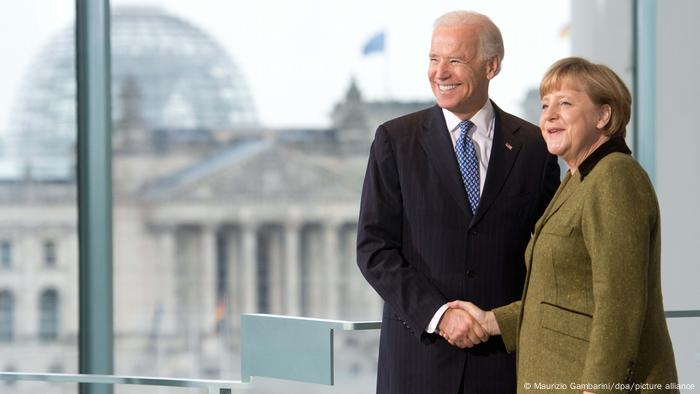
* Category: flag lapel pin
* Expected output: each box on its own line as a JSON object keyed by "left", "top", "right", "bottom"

{"left": 505, "top": 142, "right": 513, "bottom": 150}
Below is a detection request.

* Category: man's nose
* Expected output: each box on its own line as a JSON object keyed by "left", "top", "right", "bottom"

{"left": 434, "top": 62, "right": 450, "bottom": 79}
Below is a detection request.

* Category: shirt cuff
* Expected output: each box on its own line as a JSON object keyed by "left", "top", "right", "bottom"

{"left": 425, "top": 303, "right": 449, "bottom": 333}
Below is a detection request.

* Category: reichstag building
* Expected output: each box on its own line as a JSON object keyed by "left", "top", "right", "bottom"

{"left": 0, "top": 6, "right": 431, "bottom": 392}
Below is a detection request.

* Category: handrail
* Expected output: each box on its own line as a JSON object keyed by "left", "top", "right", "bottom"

{"left": 0, "top": 314, "right": 382, "bottom": 391}
{"left": 0, "top": 372, "right": 244, "bottom": 394}
{"left": 665, "top": 310, "right": 700, "bottom": 318}
{"left": 1, "top": 312, "right": 697, "bottom": 391}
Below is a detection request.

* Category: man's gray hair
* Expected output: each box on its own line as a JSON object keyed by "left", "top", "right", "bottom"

{"left": 434, "top": 11, "right": 504, "bottom": 75}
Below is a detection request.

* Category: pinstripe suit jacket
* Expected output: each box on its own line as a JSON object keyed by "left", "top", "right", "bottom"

{"left": 357, "top": 103, "right": 560, "bottom": 394}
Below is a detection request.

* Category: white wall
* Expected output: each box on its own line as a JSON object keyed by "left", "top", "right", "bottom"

{"left": 655, "top": 0, "right": 700, "bottom": 311}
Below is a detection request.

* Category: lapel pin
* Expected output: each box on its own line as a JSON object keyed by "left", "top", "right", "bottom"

{"left": 505, "top": 142, "right": 513, "bottom": 150}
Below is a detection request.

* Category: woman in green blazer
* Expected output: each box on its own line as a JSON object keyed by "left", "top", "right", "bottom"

{"left": 448, "top": 57, "right": 679, "bottom": 393}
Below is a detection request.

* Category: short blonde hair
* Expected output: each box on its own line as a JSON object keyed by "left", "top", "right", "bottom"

{"left": 540, "top": 57, "right": 631, "bottom": 138}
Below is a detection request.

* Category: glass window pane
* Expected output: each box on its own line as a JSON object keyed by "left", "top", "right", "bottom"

{"left": 39, "top": 289, "right": 59, "bottom": 341}
{"left": 0, "top": 2, "right": 78, "bottom": 391}
{"left": 0, "top": 240, "right": 11, "bottom": 268}
{"left": 110, "top": 1, "right": 569, "bottom": 392}
{"left": 43, "top": 240, "right": 57, "bottom": 267}
{"left": 0, "top": 290, "right": 14, "bottom": 341}
{"left": 667, "top": 318, "right": 700, "bottom": 391}
{"left": 571, "top": 0, "right": 700, "bottom": 386}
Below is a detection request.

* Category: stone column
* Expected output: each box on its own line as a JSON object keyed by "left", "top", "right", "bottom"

{"left": 241, "top": 223, "right": 258, "bottom": 313}
{"left": 200, "top": 224, "right": 218, "bottom": 334}
{"left": 323, "top": 222, "right": 340, "bottom": 318}
{"left": 154, "top": 224, "right": 177, "bottom": 335}
{"left": 19, "top": 232, "right": 38, "bottom": 338}
{"left": 284, "top": 223, "right": 301, "bottom": 316}
{"left": 224, "top": 227, "right": 240, "bottom": 335}
{"left": 267, "top": 227, "right": 284, "bottom": 314}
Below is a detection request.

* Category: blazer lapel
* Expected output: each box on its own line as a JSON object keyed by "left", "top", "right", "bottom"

{"left": 417, "top": 105, "right": 473, "bottom": 221}
{"left": 538, "top": 171, "right": 580, "bottom": 228}
{"left": 518, "top": 172, "right": 575, "bottom": 333}
{"left": 470, "top": 102, "right": 522, "bottom": 228}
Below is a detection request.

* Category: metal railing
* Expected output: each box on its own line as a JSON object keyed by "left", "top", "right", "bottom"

{"left": 0, "top": 372, "right": 244, "bottom": 394}
{"left": 0, "top": 314, "right": 381, "bottom": 393}
{"left": 0, "top": 311, "right": 697, "bottom": 392}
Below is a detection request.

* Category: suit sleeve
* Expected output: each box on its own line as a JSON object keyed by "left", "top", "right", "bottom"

{"left": 492, "top": 300, "right": 521, "bottom": 353}
{"left": 356, "top": 125, "right": 447, "bottom": 340}
{"left": 579, "top": 158, "right": 655, "bottom": 389}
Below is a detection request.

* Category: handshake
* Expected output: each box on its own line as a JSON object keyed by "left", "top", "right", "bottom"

{"left": 437, "top": 301, "right": 501, "bottom": 349}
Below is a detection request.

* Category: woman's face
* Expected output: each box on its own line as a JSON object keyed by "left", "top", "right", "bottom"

{"left": 539, "top": 84, "right": 611, "bottom": 171}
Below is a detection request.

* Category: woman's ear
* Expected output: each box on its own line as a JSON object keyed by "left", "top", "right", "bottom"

{"left": 597, "top": 104, "right": 612, "bottom": 130}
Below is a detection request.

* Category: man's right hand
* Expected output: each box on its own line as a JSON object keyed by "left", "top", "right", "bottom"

{"left": 437, "top": 307, "right": 489, "bottom": 348}
{"left": 448, "top": 300, "right": 501, "bottom": 336}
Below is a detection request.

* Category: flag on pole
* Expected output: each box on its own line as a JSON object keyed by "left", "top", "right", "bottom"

{"left": 362, "top": 31, "right": 385, "bottom": 56}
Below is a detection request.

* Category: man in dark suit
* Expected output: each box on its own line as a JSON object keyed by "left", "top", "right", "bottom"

{"left": 356, "top": 10, "right": 560, "bottom": 394}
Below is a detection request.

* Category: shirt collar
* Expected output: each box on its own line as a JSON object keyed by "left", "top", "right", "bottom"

{"left": 578, "top": 136, "right": 632, "bottom": 180}
{"left": 442, "top": 99, "right": 495, "bottom": 138}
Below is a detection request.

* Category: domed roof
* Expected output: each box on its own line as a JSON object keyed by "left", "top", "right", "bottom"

{"left": 4, "top": 6, "right": 258, "bottom": 180}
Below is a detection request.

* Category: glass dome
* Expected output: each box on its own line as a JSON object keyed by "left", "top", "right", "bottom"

{"left": 3, "top": 6, "right": 259, "bottom": 180}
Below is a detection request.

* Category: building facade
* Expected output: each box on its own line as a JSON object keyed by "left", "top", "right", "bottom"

{"left": 0, "top": 7, "right": 433, "bottom": 392}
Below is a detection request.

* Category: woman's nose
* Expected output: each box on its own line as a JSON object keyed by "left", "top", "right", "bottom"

{"left": 543, "top": 106, "right": 558, "bottom": 120}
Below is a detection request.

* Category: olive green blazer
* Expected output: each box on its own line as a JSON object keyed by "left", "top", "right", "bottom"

{"left": 494, "top": 151, "right": 679, "bottom": 393}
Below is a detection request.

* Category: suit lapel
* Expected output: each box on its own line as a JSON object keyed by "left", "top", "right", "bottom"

{"left": 469, "top": 102, "right": 522, "bottom": 228}
{"left": 518, "top": 172, "right": 575, "bottom": 333}
{"left": 538, "top": 171, "right": 580, "bottom": 228}
{"left": 417, "top": 105, "right": 473, "bottom": 221}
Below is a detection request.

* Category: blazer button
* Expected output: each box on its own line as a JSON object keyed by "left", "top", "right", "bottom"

{"left": 466, "top": 270, "right": 476, "bottom": 278}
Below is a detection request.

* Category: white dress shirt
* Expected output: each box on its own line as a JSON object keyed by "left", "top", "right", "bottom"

{"left": 444, "top": 100, "right": 495, "bottom": 193}
{"left": 425, "top": 99, "right": 496, "bottom": 334}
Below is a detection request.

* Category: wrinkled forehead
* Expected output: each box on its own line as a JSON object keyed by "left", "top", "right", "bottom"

{"left": 430, "top": 25, "right": 481, "bottom": 50}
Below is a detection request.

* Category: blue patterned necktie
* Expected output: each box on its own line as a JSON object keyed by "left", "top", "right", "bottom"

{"left": 456, "top": 120, "right": 480, "bottom": 214}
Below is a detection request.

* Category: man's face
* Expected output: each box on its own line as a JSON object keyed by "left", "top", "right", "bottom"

{"left": 428, "top": 26, "right": 497, "bottom": 119}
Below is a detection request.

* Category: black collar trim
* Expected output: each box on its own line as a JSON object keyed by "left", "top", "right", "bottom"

{"left": 579, "top": 136, "right": 632, "bottom": 180}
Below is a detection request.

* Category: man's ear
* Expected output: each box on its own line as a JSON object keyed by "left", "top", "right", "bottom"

{"left": 597, "top": 104, "right": 612, "bottom": 130}
{"left": 485, "top": 56, "right": 500, "bottom": 80}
